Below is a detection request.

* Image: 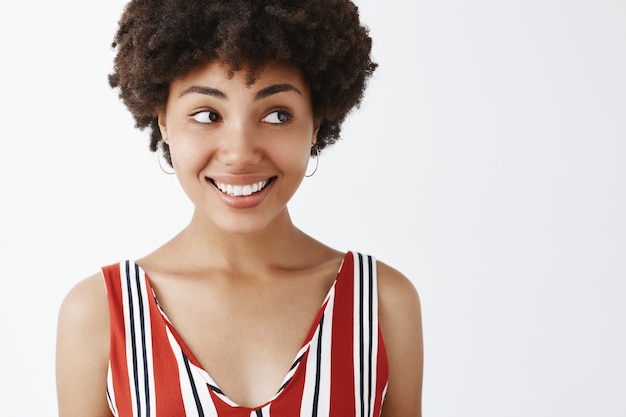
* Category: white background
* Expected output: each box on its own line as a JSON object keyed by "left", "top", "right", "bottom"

{"left": 1, "top": 0, "right": 624, "bottom": 416}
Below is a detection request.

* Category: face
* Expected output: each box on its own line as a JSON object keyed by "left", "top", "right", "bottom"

{"left": 159, "top": 61, "right": 319, "bottom": 235}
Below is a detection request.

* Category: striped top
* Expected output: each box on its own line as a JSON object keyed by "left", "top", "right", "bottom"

{"left": 102, "top": 251, "right": 388, "bottom": 417}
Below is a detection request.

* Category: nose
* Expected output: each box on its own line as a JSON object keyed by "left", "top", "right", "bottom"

{"left": 217, "top": 122, "right": 262, "bottom": 169}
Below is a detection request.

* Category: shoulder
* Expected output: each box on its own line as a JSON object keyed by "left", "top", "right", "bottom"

{"left": 57, "top": 271, "right": 110, "bottom": 364}
{"left": 375, "top": 259, "right": 422, "bottom": 344}
{"left": 375, "top": 259, "right": 424, "bottom": 416}
{"left": 58, "top": 271, "right": 110, "bottom": 332}
{"left": 376, "top": 259, "right": 421, "bottom": 323}
{"left": 56, "top": 271, "right": 112, "bottom": 416}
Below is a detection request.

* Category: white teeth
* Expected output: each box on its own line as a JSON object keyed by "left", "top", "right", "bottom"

{"left": 215, "top": 180, "right": 268, "bottom": 197}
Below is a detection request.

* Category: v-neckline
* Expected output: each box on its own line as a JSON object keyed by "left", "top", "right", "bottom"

{"left": 134, "top": 252, "right": 350, "bottom": 410}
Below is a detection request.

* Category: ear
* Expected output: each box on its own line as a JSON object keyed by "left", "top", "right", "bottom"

{"left": 158, "top": 112, "right": 168, "bottom": 143}
{"left": 312, "top": 119, "right": 321, "bottom": 146}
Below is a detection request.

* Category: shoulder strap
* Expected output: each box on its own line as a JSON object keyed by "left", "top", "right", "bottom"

{"left": 102, "top": 261, "right": 160, "bottom": 417}
{"left": 326, "top": 252, "right": 388, "bottom": 416}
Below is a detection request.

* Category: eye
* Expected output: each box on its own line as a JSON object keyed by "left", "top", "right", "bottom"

{"left": 261, "top": 110, "right": 291, "bottom": 124}
{"left": 192, "top": 110, "right": 220, "bottom": 124}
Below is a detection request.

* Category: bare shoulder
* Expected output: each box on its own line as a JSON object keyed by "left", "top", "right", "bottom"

{"left": 377, "top": 260, "right": 421, "bottom": 309}
{"left": 376, "top": 260, "right": 422, "bottom": 344}
{"left": 57, "top": 272, "right": 110, "bottom": 347}
{"left": 58, "top": 272, "right": 109, "bottom": 321}
{"left": 56, "top": 272, "right": 112, "bottom": 416}
{"left": 376, "top": 260, "right": 423, "bottom": 417}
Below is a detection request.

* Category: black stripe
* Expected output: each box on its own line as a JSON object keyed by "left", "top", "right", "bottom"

{"left": 183, "top": 354, "right": 205, "bottom": 417}
{"left": 278, "top": 376, "right": 293, "bottom": 393}
{"left": 256, "top": 409, "right": 264, "bottom": 417}
{"left": 208, "top": 383, "right": 224, "bottom": 395}
{"left": 106, "top": 386, "right": 117, "bottom": 416}
{"left": 358, "top": 253, "right": 365, "bottom": 417}
{"left": 311, "top": 314, "right": 325, "bottom": 417}
{"left": 367, "top": 255, "right": 375, "bottom": 417}
{"left": 278, "top": 342, "right": 307, "bottom": 394}
{"left": 134, "top": 263, "right": 151, "bottom": 417}
{"left": 125, "top": 261, "right": 141, "bottom": 417}
{"left": 289, "top": 352, "right": 305, "bottom": 371}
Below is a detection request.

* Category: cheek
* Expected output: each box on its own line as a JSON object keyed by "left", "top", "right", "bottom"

{"left": 272, "top": 141, "right": 311, "bottom": 174}
{"left": 273, "top": 124, "right": 316, "bottom": 171}
{"left": 169, "top": 136, "right": 214, "bottom": 173}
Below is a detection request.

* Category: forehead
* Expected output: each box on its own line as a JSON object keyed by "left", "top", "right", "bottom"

{"left": 169, "top": 61, "right": 311, "bottom": 97}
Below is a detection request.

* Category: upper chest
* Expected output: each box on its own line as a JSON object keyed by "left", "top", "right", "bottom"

{"left": 147, "top": 268, "right": 337, "bottom": 407}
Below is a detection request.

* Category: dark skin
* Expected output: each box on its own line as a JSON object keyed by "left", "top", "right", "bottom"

{"left": 56, "top": 244, "right": 422, "bottom": 415}
{"left": 56, "top": 62, "right": 423, "bottom": 416}
{"left": 108, "top": 0, "right": 377, "bottom": 159}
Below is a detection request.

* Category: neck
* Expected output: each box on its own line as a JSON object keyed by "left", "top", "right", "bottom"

{"left": 167, "top": 207, "right": 312, "bottom": 273}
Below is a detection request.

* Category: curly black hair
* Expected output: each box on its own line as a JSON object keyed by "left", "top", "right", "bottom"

{"left": 109, "top": 0, "right": 377, "bottom": 163}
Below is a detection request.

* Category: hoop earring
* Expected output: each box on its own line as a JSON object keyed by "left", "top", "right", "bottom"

{"left": 158, "top": 145, "right": 175, "bottom": 175}
{"left": 305, "top": 146, "right": 319, "bottom": 178}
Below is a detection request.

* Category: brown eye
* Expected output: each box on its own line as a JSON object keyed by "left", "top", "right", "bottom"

{"left": 193, "top": 110, "right": 220, "bottom": 123}
{"left": 262, "top": 110, "right": 291, "bottom": 124}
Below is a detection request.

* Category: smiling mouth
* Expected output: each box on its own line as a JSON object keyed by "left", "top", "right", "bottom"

{"left": 209, "top": 177, "right": 276, "bottom": 197}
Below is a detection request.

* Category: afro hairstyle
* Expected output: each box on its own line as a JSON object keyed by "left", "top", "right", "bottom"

{"left": 109, "top": 0, "right": 377, "bottom": 163}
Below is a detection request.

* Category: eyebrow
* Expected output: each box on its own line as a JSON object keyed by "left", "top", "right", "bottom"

{"left": 179, "top": 86, "right": 226, "bottom": 99}
{"left": 255, "top": 84, "right": 302, "bottom": 100}
{"left": 178, "top": 83, "right": 302, "bottom": 100}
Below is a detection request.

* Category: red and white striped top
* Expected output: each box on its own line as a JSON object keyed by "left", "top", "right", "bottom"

{"left": 102, "top": 251, "right": 388, "bottom": 417}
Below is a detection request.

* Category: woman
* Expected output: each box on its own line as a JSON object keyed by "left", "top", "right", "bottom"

{"left": 56, "top": 0, "right": 423, "bottom": 416}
